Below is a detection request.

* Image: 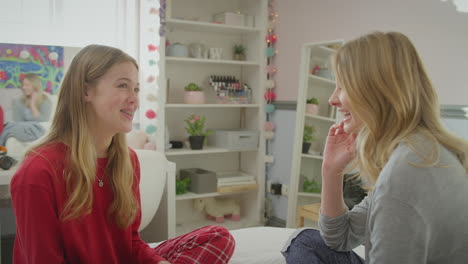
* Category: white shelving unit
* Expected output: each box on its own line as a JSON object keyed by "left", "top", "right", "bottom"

{"left": 159, "top": 0, "right": 268, "bottom": 237}
{"left": 286, "top": 40, "right": 343, "bottom": 228}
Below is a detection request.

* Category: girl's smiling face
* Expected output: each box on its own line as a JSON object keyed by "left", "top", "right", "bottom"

{"left": 85, "top": 61, "right": 139, "bottom": 138}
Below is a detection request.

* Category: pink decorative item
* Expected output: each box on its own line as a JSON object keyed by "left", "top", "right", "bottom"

{"left": 306, "top": 103, "right": 319, "bottom": 115}
{"left": 264, "top": 90, "right": 276, "bottom": 101}
{"left": 147, "top": 75, "right": 156, "bottom": 83}
{"left": 184, "top": 91, "right": 205, "bottom": 104}
{"left": 145, "top": 109, "right": 157, "bottom": 119}
{"left": 126, "top": 130, "right": 149, "bottom": 149}
{"left": 149, "top": 8, "right": 159, "bottom": 15}
{"left": 265, "top": 34, "right": 277, "bottom": 44}
{"left": 264, "top": 121, "right": 276, "bottom": 131}
{"left": 143, "top": 142, "right": 157, "bottom": 150}
{"left": 311, "top": 65, "right": 320, "bottom": 75}
{"left": 147, "top": 44, "right": 158, "bottom": 51}
{"left": 267, "top": 65, "right": 277, "bottom": 75}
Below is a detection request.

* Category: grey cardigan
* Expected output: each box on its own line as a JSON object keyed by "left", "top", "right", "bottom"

{"left": 319, "top": 137, "right": 468, "bottom": 263}
{"left": 12, "top": 96, "right": 52, "bottom": 122}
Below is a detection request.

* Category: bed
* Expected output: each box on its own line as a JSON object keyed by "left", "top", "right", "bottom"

{"left": 138, "top": 150, "right": 365, "bottom": 264}
{"left": 148, "top": 226, "right": 364, "bottom": 264}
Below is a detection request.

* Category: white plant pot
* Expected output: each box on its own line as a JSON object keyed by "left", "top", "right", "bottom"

{"left": 184, "top": 91, "right": 205, "bottom": 104}
{"left": 306, "top": 104, "right": 319, "bottom": 115}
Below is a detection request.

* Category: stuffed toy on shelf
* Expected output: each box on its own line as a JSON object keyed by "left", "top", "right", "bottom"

{"left": 193, "top": 197, "right": 240, "bottom": 223}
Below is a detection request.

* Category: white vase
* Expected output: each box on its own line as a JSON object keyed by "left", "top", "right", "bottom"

{"left": 306, "top": 104, "right": 319, "bottom": 115}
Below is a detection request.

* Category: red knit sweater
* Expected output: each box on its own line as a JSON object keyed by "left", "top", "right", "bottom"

{"left": 10, "top": 143, "right": 165, "bottom": 263}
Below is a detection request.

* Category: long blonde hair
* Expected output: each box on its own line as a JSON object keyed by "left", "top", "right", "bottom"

{"left": 21, "top": 73, "right": 46, "bottom": 107}
{"left": 333, "top": 31, "right": 468, "bottom": 186}
{"left": 30, "top": 45, "right": 139, "bottom": 228}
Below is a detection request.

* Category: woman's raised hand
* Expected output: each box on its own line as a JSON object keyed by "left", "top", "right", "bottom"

{"left": 29, "top": 91, "right": 39, "bottom": 107}
{"left": 322, "top": 121, "right": 357, "bottom": 178}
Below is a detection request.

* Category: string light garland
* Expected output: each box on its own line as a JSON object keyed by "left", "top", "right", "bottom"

{"left": 265, "top": 0, "right": 278, "bottom": 165}
{"left": 139, "top": 0, "right": 161, "bottom": 149}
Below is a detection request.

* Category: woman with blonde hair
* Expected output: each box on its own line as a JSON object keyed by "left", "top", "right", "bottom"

{"left": 282, "top": 31, "right": 468, "bottom": 263}
{"left": 11, "top": 44, "right": 235, "bottom": 264}
{"left": 14, "top": 73, "right": 52, "bottom": 121}
{"left": 0, "top": 73, "right": 52, "bottom": 147}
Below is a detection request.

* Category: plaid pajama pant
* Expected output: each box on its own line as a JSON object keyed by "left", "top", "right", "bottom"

{"left": 154, "top": 225, "right": 235, "bottom": 264}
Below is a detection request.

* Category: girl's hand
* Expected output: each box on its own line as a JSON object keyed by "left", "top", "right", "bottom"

{"left": 158, "top": 261, "right": 172, "bottom": 264}
{"left": 322, "top": 121, "right": 357, "bottom": 178}
{"left": 30, "top": 91, "right": 39, "bottom": 105}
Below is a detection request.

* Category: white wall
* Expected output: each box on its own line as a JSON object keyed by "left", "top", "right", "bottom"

{"left": 269, "top": 0, "right": 468, "bottom": 222}
{"left": 275, "top": 0, "right": 468, "bottom": 105}
{"left": 63, "top": 47, "right": 82, "bottom": 73}
{"left": 0, "top": 0, "right": 138, "bottom": 58}
{"left": 267, "top": 109, "right": 296, "bottom": 221}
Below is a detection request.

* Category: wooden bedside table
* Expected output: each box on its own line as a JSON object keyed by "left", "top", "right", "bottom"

{"left": 297, "top": 203, "right": 321, "bottom": 228}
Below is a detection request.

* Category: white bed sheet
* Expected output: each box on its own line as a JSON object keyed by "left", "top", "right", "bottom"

{"left": 149, "top": 226, "right": 365, "bottom": 264}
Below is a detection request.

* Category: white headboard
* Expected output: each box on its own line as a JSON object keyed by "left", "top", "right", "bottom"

{"left": 0, "top": 88, "right": 23, "bottom": 122}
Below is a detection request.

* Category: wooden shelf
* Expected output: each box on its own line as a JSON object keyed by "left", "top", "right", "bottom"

{"left": 166, "top": 103, "right": 260, "bottom": 108}
{"left": 166, "top": 56, "right": 260, "bottom": 66}
{"left": 298, "top": 192, "right": 321, "bottom": 198}
{"left": 175, "top": 218, "right": 263, "bottom": 237}
{"left": 305, "top": 113, "right": 336, "bottom": 122}
{"left": 308, "top": 74, "right": 336, "bottom": 86}
{"left": 176, "top": 185, "right": 258, "bottom": 201}
{"left": 167, "top": 18, "right": 261, "bottom": 34}
{"left": 176, "top": 192, "right": 220, "bottom": 201}
{"left": 218, "top": 183, "right": 258, "bottom": 194}
{"left": 165, "top": 146, "right": 257, "bottom": 156}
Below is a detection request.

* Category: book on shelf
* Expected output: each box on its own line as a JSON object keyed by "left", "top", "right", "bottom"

{"left": 216, "top": 171, "right": 255, "bottom": 184}
{"left": 218, "top": 180, "right": 257, "bottom": 187}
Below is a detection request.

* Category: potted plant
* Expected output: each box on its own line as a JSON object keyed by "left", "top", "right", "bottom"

{"left": 302, "top": 125, "right": 315, "bottom": 154}
{"left": 303, "top": 178, "right": 321, "bottom": 193}
{"left": 233, "top": 44, "right": 246, "bottom": 61}
{"left": 184, "top": 82, "right": 205, "bottom": 104}
{"left": 306, "top": 97, "right": 319, "bottom": 115}
{"left": 176, "top": 177, "right": 191, "bottom": 195}
{"left": 184, "top": 114, "right": 212, "bottom": 150}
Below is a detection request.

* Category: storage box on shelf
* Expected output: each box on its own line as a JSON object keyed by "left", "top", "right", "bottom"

{"left": 286, "top": 41, "right": 343, "bottom": 228}
{"left": 160, "top": 0, "right": 267, "bottom": 237}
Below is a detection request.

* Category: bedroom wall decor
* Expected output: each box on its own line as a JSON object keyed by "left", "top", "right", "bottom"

{"left": 0, "top": 43, "right": 63, "bottom": 94}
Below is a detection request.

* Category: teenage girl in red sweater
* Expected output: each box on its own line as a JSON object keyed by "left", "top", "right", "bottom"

{"left": 11, "top": 45, "right": 235, "bottom": 264}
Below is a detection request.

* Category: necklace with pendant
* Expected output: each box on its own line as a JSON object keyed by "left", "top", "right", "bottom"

{"left": 97, "top": 177, "right": 104, "bottom": 187}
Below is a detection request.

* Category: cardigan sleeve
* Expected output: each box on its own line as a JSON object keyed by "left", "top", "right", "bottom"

{"left": 318, "top": 194, "right": 369, "bottom": 251}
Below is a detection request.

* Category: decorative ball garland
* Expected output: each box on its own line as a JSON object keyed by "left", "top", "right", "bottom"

{"left": 264, "top": 0, "right": 278, "bottom": 165}
{"left": 139, "top": 0, "right": 162, "bottom": 149}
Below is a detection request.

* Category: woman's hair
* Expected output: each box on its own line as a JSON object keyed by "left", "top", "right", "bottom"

{"left": 21, "top": 73, "right": 46, "bottom": 107}
{"left": 31, "top": 45, "right": 139, "bottom": 228}
{"left": 333, "top": 31, "right": 468, "bottom": 186}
